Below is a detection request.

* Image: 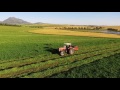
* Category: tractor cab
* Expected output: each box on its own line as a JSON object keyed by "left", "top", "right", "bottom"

{"left": 64, "top": 43, "right": 72, "bottom": 49}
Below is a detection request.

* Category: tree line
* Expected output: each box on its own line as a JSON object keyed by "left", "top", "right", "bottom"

{"left": 107, "top": 28, "right": 119, "bottom": 31}
{"left": 0, "top": 23, "right": 21, "bottom": 27}
{"left": 29, "top": 26, "right": 43, "bottom": 28}
{"left": 55, "top": 27, "right": 103, "bottom": 30}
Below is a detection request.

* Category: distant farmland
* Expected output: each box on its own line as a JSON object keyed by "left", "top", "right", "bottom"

{"left": 30, "top": 27, "right": 120, "bottom": 38}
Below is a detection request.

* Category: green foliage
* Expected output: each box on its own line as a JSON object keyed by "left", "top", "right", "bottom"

{"left": 55, "top": 26, "right": 104, "bottom": 31}
{"left": 0, "top": 23, "right": 21, "bottom": 27}
{"left": 107, "top": 28, "right": 119, "bottom": 32}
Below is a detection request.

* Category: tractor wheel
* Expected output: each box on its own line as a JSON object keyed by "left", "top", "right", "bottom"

{"left": 69, "top": 48, "right": 74, "bottom": 55}
{"left": 60, "top": 51, "right": 65, "bottom": 56}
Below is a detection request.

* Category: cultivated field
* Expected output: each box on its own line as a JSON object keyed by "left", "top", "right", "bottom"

{"left": 30, "top": 27, "right": 120, "bottom": 38}
{"left": 0, "top": 25, "right": 120, "bottom": 78}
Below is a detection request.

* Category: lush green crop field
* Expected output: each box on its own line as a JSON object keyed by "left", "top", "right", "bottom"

{"left": 0, "top": 25, "right": 120, "bottom": 78}
{"left": 50, "top": 53, "right": 120, "bottom": 78}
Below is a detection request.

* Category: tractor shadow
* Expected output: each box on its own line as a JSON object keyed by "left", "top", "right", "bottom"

{"left": 46, "top": 48, "right": 59, "bottom": 54}
{"left": 44, "top": 44, "right": 59, "bottom": 54}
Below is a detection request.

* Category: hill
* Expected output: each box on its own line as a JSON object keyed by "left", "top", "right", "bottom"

{"left": 34, "top": 22, "right": 44, "bottom": 24}
{"left": 2, "top": 17, "right": 31, "bottom": 25}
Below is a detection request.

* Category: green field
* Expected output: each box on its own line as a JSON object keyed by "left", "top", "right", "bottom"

{"left": 0, "top": 25, "right": 120, "bottom": 78}
{"left": 50, "top": 53, "right": 120, "bottom": 78}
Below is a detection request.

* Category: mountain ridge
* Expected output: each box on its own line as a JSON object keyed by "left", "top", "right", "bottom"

{"left": 1, "top": 17, "right": 31, "bottom": 25}
{"left": 0, "top": 17, "right": 45, "bottom": 25}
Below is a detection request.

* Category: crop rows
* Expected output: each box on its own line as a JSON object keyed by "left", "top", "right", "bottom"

{"left": 0, "top": 44, "right": 119, "bottom": 71}
{"left": 0, "top": 42, "right": 119, "bottom": 64}
{"left": 0, "top": 45, "right": 119, "bottom": 78}
{"left": 0, "top": 26, "right": 120, "bottom": 78}
{"left": 21, "top": 48, "right": 120, "bottom": 78}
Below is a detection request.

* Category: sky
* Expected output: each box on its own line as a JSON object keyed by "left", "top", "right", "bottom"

{"left": 0, "top": 12, "right": 120, "bottom": 25}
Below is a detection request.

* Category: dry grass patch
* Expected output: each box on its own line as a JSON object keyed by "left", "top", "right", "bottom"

{"left": 29, "top": 29, "right": 120, "bottom": 38}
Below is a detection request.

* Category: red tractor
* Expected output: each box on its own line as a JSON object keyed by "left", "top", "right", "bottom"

{"left": 58, "top": 43, "right": 78, "bottom": 56}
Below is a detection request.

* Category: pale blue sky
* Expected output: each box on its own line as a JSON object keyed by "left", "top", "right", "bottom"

{"left": 0, "top": 12, "right": 120, "bottom": 25}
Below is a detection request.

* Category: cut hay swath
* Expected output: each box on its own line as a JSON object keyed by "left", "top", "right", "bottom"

{"left": 0, "top": 45, "right": 120, "bottom": 78}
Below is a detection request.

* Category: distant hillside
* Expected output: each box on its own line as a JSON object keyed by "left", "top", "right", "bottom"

{"left": 34, "top": 22, "right": 44, "bottom": 24}
{"left": 2, "top": 17, "right": 31, "bottom": 25}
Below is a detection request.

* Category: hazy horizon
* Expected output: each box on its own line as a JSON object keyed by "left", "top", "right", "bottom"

{"left": 0, "top": 12, "right": 120, "bottom": 25}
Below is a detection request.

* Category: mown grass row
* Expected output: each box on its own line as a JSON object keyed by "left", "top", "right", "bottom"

{"left": 22, "top": 49, "right": 120, "bottom": 78}
{"left": 50, "top": 53, "right": 120, "bottom": 78}
{"left": 0, "top": 42, "right": 119, "bottom": 64}
{"left": 0, "top": 44, "right": 119, "bottom": 71}
{"left": 0, "top": 46, "right": 119, "bottom": 78}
